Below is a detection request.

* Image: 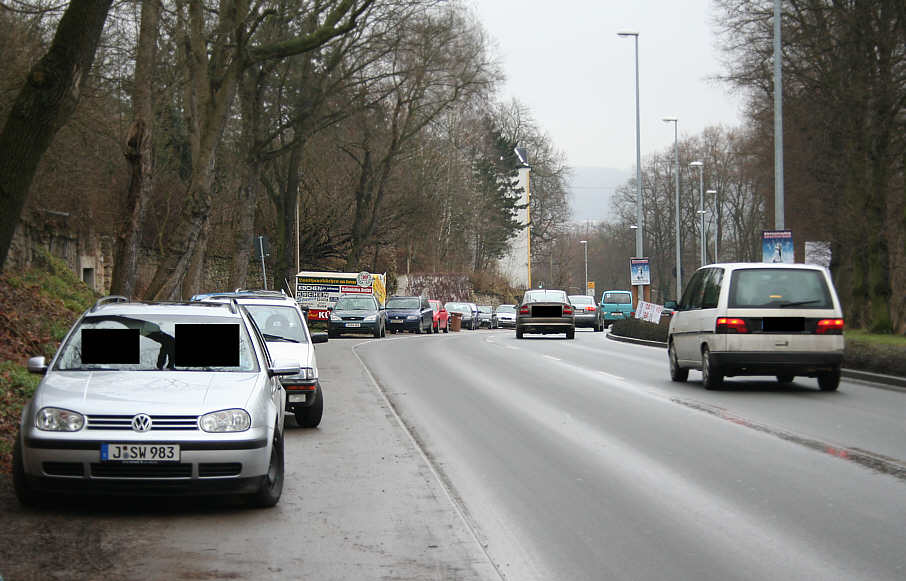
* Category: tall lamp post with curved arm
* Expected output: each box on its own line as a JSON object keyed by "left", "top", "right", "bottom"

{"left": 618, "top": 31, "right": 643, "bottom": 303}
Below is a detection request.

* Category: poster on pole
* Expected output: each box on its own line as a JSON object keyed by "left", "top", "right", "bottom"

{"left": 762, "top": 230, "right": 794, "bottom": 263}
{"left": 629, "top": 258, "right": 650, "bottom": 286}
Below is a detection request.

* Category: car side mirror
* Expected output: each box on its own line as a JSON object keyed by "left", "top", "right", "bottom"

{"left": 311, "top": 332, "right": 328, "bottom": 344}
{"left": 27, "top": 356, "right": 48, "bottom": 375}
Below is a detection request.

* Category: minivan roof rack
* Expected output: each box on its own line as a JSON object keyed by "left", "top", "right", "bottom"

{"left": 90, "top": 295, "right": 130, "bottom": 312}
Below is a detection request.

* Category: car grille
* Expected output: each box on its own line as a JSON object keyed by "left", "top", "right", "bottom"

{"left": 86, "top": 414, "right": 199, "bottom": 431}
{"left": 342, "top": 316, "right": 364, "bottom": 321}
{"left": 91, "top": 463, "right": 193, "bottom": 478}
{"left": 43, "top": 462, "right": 85, "bottom": 476}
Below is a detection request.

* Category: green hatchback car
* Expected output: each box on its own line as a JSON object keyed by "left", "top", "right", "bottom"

{"left": 600, "top": 290, "right": 634, "bottom": 327}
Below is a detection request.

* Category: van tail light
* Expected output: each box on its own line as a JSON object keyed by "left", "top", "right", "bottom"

{"left": 563, "top": 305, "right": 574, "bottom": 315}
{"left": 519, "top": 305, "right": 529, "bottom": 315}
{"left": 716, "top": 317, "right": 749, "bottom": 334}
{"left": 816, "top": 318, "right": 844, "bottom": 334}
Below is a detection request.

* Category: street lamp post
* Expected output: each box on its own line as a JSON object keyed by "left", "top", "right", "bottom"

{"left": 579, "top": 240, "right": 588, "bottom": 296}
{"left": 707, "top": 189, "right": 718, "bottom": 261}
{"left": 618, "top": 31, "right": 643, "bottom": 302}
{"left": 662, "top": 117, "right": 681, "bottom": 300}
{"left": 689, "top": 161, "right": 705, "bottom": 266}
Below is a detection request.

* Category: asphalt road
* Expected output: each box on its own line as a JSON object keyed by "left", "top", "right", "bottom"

{"left": 358, "top": 327, "right": 906, "bottom": 581}
{"left": 2, "top": 328, "right": 904, "bottom": 580}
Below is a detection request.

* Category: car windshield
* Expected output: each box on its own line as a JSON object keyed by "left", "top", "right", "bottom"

{"left": 335, "top": 297, "right": 376, "bottom": 311}
{"left": 496, "top": 305, "right": 515, "bottom": 314}
{"left": 523, "top": 290, "right": 567, "bottom": 303}
{"left": 728, "top": 268, "right": 834, "bottom": 308}
{"left": 244, "top": 305, "right": 308, "bottom": 343}
{"left": 387, "top": 297, "right": 420, "bottom": 309}
{"left": 603, "top": 292, "right": 632, "bottom": 304}
{"left": 478, "top": 306, "right": 492, "bottom": 314}
{"left": 55, "top": 314, "right": 259, "bottom": 372}
{"left": 445, "top": 302, "right": 465, "bottom": 313}
{"left": 569, "top": 296, "right": 594, "bottom": 305}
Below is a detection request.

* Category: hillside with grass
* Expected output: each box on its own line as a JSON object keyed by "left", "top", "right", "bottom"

{"left": 0, "top": 250, "right": 97, "bottom": 473}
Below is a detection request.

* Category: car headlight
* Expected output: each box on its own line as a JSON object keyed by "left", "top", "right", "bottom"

{"left": 330, "top": 313, "right": 342, "bottom": 322}
{"left": 407, "top": 315, "right": 418, "bottom": 320}
{"left": 364, "top": 314, "right": 377, "bottom": 322}
{"left": 36, "top": 407, "right": 84, "bottom": 431}
{"left": 281, "top": 367, "right": 316, "bottom": 382}
{"left": 199, "top": 409, "right": 251, "bottom": 432}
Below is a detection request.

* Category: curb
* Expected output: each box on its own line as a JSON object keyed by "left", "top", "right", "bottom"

{"left": 605, "top": 331, "right": 906, "bottom": 391}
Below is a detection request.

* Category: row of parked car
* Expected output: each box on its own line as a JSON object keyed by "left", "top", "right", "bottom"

{"left": 327, "top": 295, "right": 512, "bottom": 337}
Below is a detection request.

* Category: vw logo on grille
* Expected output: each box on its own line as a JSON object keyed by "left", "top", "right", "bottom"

{"left": 132, "top": 414, "right": 153, "bottom": 432}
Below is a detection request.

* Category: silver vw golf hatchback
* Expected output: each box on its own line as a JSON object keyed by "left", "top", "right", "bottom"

{"left": 13, "top": 297, "right": 299, "bottom": 507}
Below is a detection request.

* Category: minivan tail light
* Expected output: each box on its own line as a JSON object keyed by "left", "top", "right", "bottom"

{"left": 816, "top": 318, "right": 844, "bottom": 334}
{"left": 716, "top": 317, "right": 749, "bottom": 334}
{"left": 519, "top": 305, "right": 529, "bottom": 315}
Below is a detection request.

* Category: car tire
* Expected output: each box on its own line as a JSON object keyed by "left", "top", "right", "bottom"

{"left": 566, "top": 327, "right": 575, "bottom": 339}
{"left": 817, "top": 368, "right": 841, "bottom": 391}
{"left": 669, "top": 341, "right": 689, "bottom": 382}
{"left": 701, "top": 346, "right": 723, "bottom": 390}
{"left": 249, "top": 423, "right": 284, "bottom": 508}
{"left": 516, "top": 327, "right": 524, "bottom": 339}
{"left": 381, "top": 324, "right": 386, "bottom": 337}
{"left": 776, "top": 375, "right": 794, "bottom": 384}
{"left": 373, "top": 325, "right": 381, "bottom": 339}
{"left": 594, "top": 320, "right": 602, "bottom": 332}
{"left": 13, "top": 432, "right": 39, "bottom": 507}
{"left": 294, "top": 389, "right": 323, "bottom": 428}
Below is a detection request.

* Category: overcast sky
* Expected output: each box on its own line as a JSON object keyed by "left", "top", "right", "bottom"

{"left": 466, "top": 0, "right": 746, "bottom": 172}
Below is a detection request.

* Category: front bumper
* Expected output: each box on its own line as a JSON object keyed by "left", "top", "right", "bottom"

{"left": 20, "top": 430, "right": 271, "bottom": 496}
{"left": 283, "top": 379, "right": 321, "bottom": 410}
{"left": 386, "top": 318, "right": 421, "bottom": 331}
{"left": 329, "top": 320, "right": 379, "bottom": 335}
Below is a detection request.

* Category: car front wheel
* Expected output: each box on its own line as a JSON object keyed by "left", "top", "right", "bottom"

{"left": 249, "top": 423, "right": 284, "bottom": 508}
{"left": 516, "top": 327, "right": 524, "bottom": 339}
{"left": 13, "top": 432, "right": 39, "bottom": 507}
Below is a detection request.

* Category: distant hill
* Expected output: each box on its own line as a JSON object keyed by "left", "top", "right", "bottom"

{"left": 567, "top": 166, "right": 631, "bottom": 224}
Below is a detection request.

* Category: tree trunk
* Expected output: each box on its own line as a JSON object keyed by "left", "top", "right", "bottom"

{"left": 110, "top": 0, "right": 159, "bottom": 297}
{"left": 0, "top": 0, "right": 112, "bottom": 270}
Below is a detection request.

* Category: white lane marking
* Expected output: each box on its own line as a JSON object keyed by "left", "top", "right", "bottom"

{"left": 598, "top": 370, "right": 625, "bottom": 381}
{"left": 544, "top": 355, "right": 561, "bottom": 362}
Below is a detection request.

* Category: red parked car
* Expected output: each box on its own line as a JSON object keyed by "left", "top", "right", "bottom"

{"left": 428, "top": 300, "right": 450, "bottom": 333}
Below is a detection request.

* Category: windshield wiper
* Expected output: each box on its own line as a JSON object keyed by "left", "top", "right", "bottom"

{"left": 779, "top": 299, "right": 822, "bottom": 308}
{"left": 263, "top": 333, "right": 300, "bottom": 343}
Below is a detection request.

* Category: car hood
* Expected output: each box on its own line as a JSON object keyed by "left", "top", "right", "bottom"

{"left": 333, "top": 308, "right": 377, "bottom": 318}
{"left": 35, "top": 370, "right": 263, "bottom": 414}
{"left": 265, "top": 341, "right": 316, "bottom": 372}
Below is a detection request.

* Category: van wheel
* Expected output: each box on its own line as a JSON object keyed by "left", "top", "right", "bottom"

{"left": 294, "top": 389, "right": 323, "bottom": 428}
{"left": 669, "top": 342, "right": 688, "bottom": 382}
{"left": 701, "top": 347, "right": 723, "bottom": 390}
{"left": 776, "top": 375, "right": 794, "bottom": 384}
{"left": 817, "top": 368, "right": 841, "bottom": 391}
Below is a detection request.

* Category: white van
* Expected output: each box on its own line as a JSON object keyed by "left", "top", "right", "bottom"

{"left": 667, "top": 263, "right": 845, "bottom": 391}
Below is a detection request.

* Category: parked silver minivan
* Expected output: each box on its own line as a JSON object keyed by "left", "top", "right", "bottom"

{"left": 667, "top": 263, "right": 845, "bottom": 391}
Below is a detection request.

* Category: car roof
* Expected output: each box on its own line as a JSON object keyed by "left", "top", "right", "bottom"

{"left": 87, "top": 298, "right": 244, "bottom": 318}
{"left": 193, "top": 290, "right": 300, "bottom": 308}
{"left": 704, "top": 262, "right": 829, "bottom": 272}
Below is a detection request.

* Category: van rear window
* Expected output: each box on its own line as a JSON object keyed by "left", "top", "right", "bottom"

{"left": 603, "top": 293, "right": 632, "bottom": 304}
{"left": 728, "top": 269, "right": 833, "bottom": 309}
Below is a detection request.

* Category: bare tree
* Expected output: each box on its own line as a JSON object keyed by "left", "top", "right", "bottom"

{"left": 0, "top": 0, "right": 112, "bottom": 271}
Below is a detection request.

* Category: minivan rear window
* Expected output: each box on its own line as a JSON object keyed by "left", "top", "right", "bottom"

{"left": 603, "top": 292, "right": 632, "bottom": 304}
{"left": 728, "top": 268, "right": 833, "bottom": 309}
